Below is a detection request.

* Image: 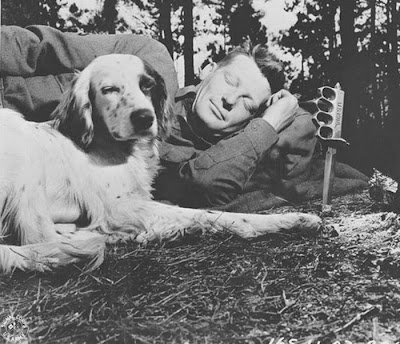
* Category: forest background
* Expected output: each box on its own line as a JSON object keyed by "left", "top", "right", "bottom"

{"left": 2, "top": 0, "right": 399, "bottom": 178}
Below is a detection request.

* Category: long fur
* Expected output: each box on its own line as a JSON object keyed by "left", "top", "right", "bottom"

{"left": 0, "top": 54, "right": 321, "bottom": 273}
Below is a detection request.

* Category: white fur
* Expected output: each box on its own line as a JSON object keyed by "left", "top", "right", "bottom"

{"left": 0, "top": 54, "right": 321, "bottom": 273}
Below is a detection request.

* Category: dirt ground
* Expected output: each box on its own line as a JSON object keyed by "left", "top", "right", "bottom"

{"left": 1, "top": 190, "right": 400, "bottom": 344}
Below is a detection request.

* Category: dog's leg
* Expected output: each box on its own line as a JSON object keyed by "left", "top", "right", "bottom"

{"left": 0, "top": 190, "right": 106, "bottom": 273}
{"left": 0, "top": 232, "right": 106, "bottom": 273}
{"left": 114, "top": 201, "right": 321, "bottom": 244}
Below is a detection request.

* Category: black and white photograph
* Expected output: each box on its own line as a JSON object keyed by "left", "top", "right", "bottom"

{"left": 0, "top": 0, "right": 400, "bottom": 343}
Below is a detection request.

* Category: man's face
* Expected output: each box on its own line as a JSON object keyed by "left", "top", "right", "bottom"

{"left": 191, "top": 55, "right": 272, "bottom": 135}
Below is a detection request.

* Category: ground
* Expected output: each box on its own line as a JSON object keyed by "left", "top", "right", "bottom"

{"left": 1, "top": 191, "right": 400, "bottom": 344}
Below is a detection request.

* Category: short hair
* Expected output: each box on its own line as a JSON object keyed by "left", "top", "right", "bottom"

{"left": 217, "top": 43, "right": 285, "bottom": 94}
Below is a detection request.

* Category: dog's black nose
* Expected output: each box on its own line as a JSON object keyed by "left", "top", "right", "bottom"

{"left": 130, "top": 109, "right": 154, "bottom": 131}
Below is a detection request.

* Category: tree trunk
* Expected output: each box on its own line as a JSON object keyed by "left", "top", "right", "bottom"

{"left": 370, "top": 0, "right": 381, "bottom": 127}
{"left": 386, "top": 0, "right": 399, "bottom": 119}
{"left": 386, "top": 0, "right": 400, "bottom": 179}
{"left": 183, "top": 0, "right": 195, "bottom": 85}
{"left": 102, "top": 0, "right": 118, "bottom": 34}
{"left": 326, "top": 1, "right": 338, "bottom": 84}
{"left": 366, "top": 0, "right": 386, "bottom": 172}
{"left": 338, "top": 0, "right": 360, "bottom": 166}
{"left": 158, "top": 0, "right": 174, "bottom": 57}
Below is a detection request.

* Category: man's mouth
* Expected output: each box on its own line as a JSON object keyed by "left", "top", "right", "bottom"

{"left": 210, "top": 100, "right": 225, "bottom": 120}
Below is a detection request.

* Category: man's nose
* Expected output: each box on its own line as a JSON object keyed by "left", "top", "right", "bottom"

{"left": 222, "top": 93, "right": 238, "bottom": 111}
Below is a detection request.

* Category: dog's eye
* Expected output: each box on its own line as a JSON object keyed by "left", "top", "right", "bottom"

{"left": 140, "top": 78, "right": 155, "bottom": 94}
{"left": 101, "top": 86, "right": 120, "bottom": 94}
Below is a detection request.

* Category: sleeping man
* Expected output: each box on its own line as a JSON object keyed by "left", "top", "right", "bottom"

{"left": 154, "top": 43, "right": 368, "bottom": 212}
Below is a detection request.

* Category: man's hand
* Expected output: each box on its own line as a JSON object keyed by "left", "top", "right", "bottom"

{"left": 261, "top": 89, "right": 299, "bottom": 133}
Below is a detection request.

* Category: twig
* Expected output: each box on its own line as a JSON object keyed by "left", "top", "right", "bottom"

{"left": 36, "top": 278, "right": 41, "bottom": 304}
{"left": 260, "top": 271, "right": 268, "bottom": 293}
{"left": 279, "top": 302, "right": 297, "bottom": 314}
{"left": 97, "top": 334, "right": 119, "bottom": 344}
{"left": 279, "top": 290, "right": 297, "bottom": 314}
{"left": 282, "top": 290, "right": 288, "bottom": 305}
{"left": 372, "top": 317, "right": 379, "bottom": 341}
{"left": 168, "top": 256, "right": 199, "bottom": 266}
{"left": 334, "top": 306, "right": 377, "bottom": 333}
{"left": 155, "top": 289, "right": 186, "bottom": 306}
{"left": 162, "top": 305, "right": 188, "bottom": 323}
{"left": 314, "top": 254, "right": 321, "bottom": 271}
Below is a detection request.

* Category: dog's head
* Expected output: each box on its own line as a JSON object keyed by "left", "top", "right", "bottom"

{"left": 51, "top": 54, "right": 172, "bottom": 149}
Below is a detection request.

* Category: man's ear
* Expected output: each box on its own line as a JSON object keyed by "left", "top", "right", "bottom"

{"left": 199, "top": 62, "right": 217, "bottom": 80}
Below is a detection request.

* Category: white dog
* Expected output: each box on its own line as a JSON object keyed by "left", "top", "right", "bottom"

{"left": 0, "top": 54, "right": 321, "bottom": 273}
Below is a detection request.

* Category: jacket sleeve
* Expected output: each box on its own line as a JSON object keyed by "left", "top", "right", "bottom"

{"left": 158, "top": 118, "right": 279, "bottom": 207}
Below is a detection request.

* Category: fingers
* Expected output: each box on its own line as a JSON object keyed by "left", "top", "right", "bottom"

{"left": 267, "top": 90, "right": 299, "bottom": 113}
{"left": 267, "top": 90, "right": 283, "bottom": 106}
{"left": 267, "top": 89, "right": 298, "bottom": 107}
{"left": 261, "top": 90, "right": 299, "bottom": 133}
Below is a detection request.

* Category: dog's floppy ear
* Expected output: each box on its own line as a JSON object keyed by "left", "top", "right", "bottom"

{"left": 51, "top": 67, "right": 94, "bottom": 149}
{"left": 145, "top": 63, "right": 173, "bottom": 140}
